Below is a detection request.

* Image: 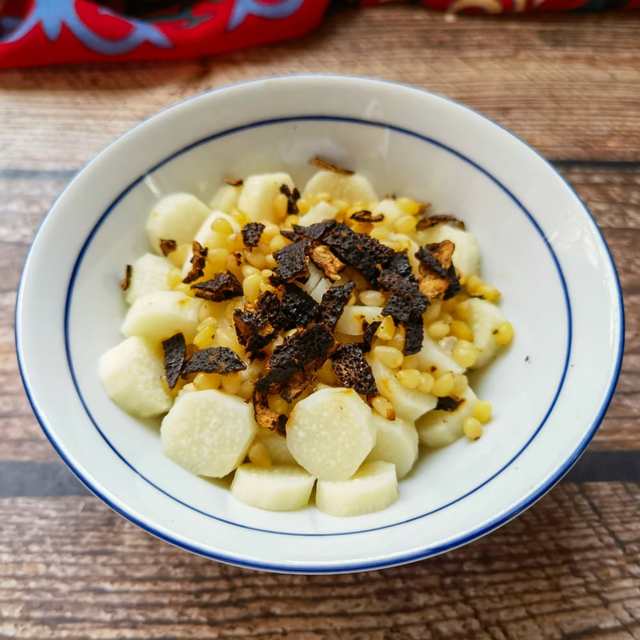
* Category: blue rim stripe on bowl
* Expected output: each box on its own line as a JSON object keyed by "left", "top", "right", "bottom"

{"left": 14, "top": 78, "right": 624, "bottom": 573}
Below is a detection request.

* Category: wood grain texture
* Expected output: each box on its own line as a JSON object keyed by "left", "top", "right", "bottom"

{"left": 0, "top": 484, "right": 638, "bottom": 639}
{"left": 2, "top": 164, "right": 637, "bottom": 462}
{"left": 1, "top": 8, "right": 639, "bottom": 171}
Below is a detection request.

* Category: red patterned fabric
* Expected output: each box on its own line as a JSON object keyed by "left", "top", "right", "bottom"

{"left": 0, "top": 0, "right": 636, "bottom": 69}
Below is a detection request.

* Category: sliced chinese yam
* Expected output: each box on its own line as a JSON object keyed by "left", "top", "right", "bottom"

{"left": 182, "top": 347, "right": 246, "bottom": 376}
{"left": 417, "top": 386, "right": 477, "bottom": 448}
{"left": 161, "top": 389, "right": 256, "bottom": 478}
{"left": 303, "top": 170, "right": 377, "bottom": 205}
{"left": 241, "top": 222, "right": 265, "bottom": 248}
{"left": 308, "top": 276, "right": 332, "bottom": 304}
{"left": 466, "top": 298, "right": 507, "bottom": 369}
{"left": 299, "top": 201, "right": 338, "bottom": 226}
{"left": 368, "top": 358, "right": 437, "bottom": 422}
{"left": 121, "top": 290, "right": 201, "bottom": 343}
{"left": 402, "top": 334, "right": 465, "bottom": 375}
{"left": 335, "top": 305, "right": 384, "bottom": 336}
{"left": 146, "top": 193, "right": 210, "bottom": 255}
{"left": 367, "top": 414, "right": 419, "bottom": 479}
{"left": 191, "top": 271, "right": 243, "bottom": 301}
{"left": 315, "top": 461, "right": 398, "bottom": 517}
{"left": 330, "top": 344, "right": 378, "bottom": 396}
{"left": 124, "top": 253, "right": 172, "bottom": 305}
{"left": 301, "top": 262, "right": 324, "bottom": 295}
{"left": 162, "top": 333, "right": 186, "bottom": 389}
{"left": 238, "top": 172, "right": 295, "bottom": 222}
{"left": 255, "top": 429, "right": 297, "bottom": 466}
{"left": 99, "top": 336, "right": 172, "bottom": 418}
{"left": 231, "top": 464, "right": 315, "bottom": 512}
{"left": 209, "top": 184, "right": 240, "bottom": 213}
{"left": 287, "top": 387, "right": 375, "bottom": 481}
{"left": 372, "top": 198, "right": 405, "bottom": 225}
{"left": 420, "top": 223, "right": 480, "bottom": 278}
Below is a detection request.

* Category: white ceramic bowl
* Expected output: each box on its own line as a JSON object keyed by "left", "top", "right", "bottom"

{"left": 16, "top": 75, "right": 624, "bottom": 574}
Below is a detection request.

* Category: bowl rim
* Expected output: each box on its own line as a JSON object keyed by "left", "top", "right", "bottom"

{"left": 15, "top": 74, "right": 625, "bottom": 573}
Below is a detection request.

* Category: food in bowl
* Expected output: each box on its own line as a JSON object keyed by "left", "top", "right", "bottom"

{"left": 99, "top": 158, "right": 514, "bottom": 516}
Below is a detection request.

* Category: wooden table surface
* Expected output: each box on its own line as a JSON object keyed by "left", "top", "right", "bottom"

{"left": 2, "top": 5, "right": 639, "bottom": 639}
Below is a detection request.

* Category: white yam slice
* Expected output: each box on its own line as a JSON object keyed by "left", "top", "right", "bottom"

{"left": 367, "top": 414, "right": 419, "bottom": 479}
{"left": 125, "top": 253, "right": 172, "bottom": 305}
{"left": 99, "top": 336, "right": 172, "bottom": 418}
{"left": 403, "top": 335, "right": 465, "bottom": 375}
{"left": 466, "top": 298, "right": 507, "bottom": 369}
{"left": 146, "top": 193, "right": 209, "bottom": 254}
{"left": 299, "top": 201, "right": 338, "bottom": 226}
{"left": 315, "top": 461, "right": 398, "bottom": 517}
{"left": 209, "top": 184, "right": 240, "bottom": 213}
{"left": 368, "top": 358, "right": 437, "bottom": 422}
{"left": 336, "top": 305, "right": 384, "bottom": 336}
{"left": 161, "top": 389, "right": 256, "bottom": 477}
{"left": 372, "top": 198, "right": 404, "bottom": 225}
{"left": 303, "top": 170, "right": 377, "bottom": 205}
{"left": 309, "top": 277, "right": 332, "bottom": 303}
{"left": 121, "top": 290, "right": 201, "bottom": 343}
{"left": 417, "top": 386, "right": 478, "bottom": 448}
{"left": 287, "top": 387, "right": 375, "bottom": 481}
{"left": 255, "top": 430, "right": 296, "bottom": 466}
{"left": 231, "top": 464, "right": 315, "bottom": 511}
{"left": 420, "top": 224, "right": 480, "bottom": 278}
{"left": 238, "top": 172, "right": 295, "bottom": 222}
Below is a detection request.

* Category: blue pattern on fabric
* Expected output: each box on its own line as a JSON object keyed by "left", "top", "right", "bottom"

{"left": 228, "top": 0, "right": 304, "bottom": 30}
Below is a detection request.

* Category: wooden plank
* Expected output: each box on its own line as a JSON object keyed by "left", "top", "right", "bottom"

{"left": 0, "top": 484, "right": 638, "bottom": 638}
{"left": 0, "top": 8, "right": 639, "bottom": 171}
{"left": 1, "top": 164, "right": 638, "bottom": 461}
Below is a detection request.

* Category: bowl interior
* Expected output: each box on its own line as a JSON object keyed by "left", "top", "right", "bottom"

{"left": 18, "top": 77, "right": 622, "bottom": 571}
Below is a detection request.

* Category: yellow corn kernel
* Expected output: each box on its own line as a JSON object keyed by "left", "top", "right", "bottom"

{"left": 396, "top": 197, "right": 422, "bottom": 216}
{"left": 481, "top": 285, "right": 501, "bottom": 303}
{"left": 396, "top": 368, "right": 421, "bottom": 390}
{"left": 221, "top": 372, "right": 243, "bottom": 395}
{"left": 452, "top": 340, "right": 478, "bottom": 368}
{"left": 167, "top": 268, "right": 183, "bottom": 289}
{"left": 318, "top": 360, "right": 338, "bottom": 385}
{"left": 297, "top": 198, "right": 310, "bottom": 214}
{"left": 204, "top": 248, "right": 229, "bottom": 276}
{"left": 394, "top": 215, "right": 418, "bottom": 234}
{"left": 248, "top": 441, "right": 272, "bottom": 468}
{"left": 193, "top": 325, "right": 216, "bottom": 350}
{"left": 225, "top": 253, "right": 242, "bottom": 276}
{"left": 259, "top": 279, "right": 276, "bottom": 294}
{"left": 450, "top": 320, "right": 473, "bottom": 342}
{"left": 225, "top": 301, "right": 243, "bottom": 325}
{"left": 269, "top": 234, "right": 288, "bottom": 253}
{"left": 265, "top": 254, "right": 277, "bottom": 268}
{"left": 238, "top": 380, "right": 255, "bottom": 401}
{"left": 370, "top": 227, "right": 388, "bottom": 241}
{"left": 269, "top": 395, "right": 289, "bottom": 415}
{"left": 376, "top": 316, "right": 396, "bottom": 341}
{"left": 242, "top": 273, "right": 262, "bottom": 302}
{"left": 466, "top": 274, "right": 484, "bottom": 296}
{"left": 372, "top": 395, "right": 395, "bottom": 421}
{"left": 261, "top": 269, "right": 274, "bottom": 279}
{"left": 418, "top": 372, "right": 435, "bottom": 394}
{"left": 359, "top": 290, "right": 385, "bottom": 307}
{"left": 463, "top": 416, "right": 483, "bottom": 440}
{"left": 389, "top": 325, "right": 405, "bottom": 351}
{"left": 175, "top": 282, "right": 193, "bottom": 296}
{"left": 231, "top": 209, "right": 248, "bottom": 226}
{"left": 428, "top": 321, "right": 450, "bottom": 340}
{"left": 494, "top": 322, "right": 514, "bottom": 346}
{"left": 453, "top": 373, "right": 468, "bottom": 396}
{"left": 454, "top": 300, "right": 470, "bottom": 321}
{"left": 167, "top": 243, "right": 191, "bottom": 268}
{"left": 229, "top": 232, "right": 246, "bottom": 252}
{"left": 215, "top": 325, "right": 239, "bottom": 350}
{"left": 373, "top": 345, "right": 404, "bottom": 369}
{"left": 193, "top": 372, "right": 221, "bottom": 390}
{"left": 197, "top": 316, "right": 217, "bottom": 332}
{"left": 432, "top": 372, "right": 455, "bottom": 397}
{"left": 347, "top": 292, "right": 357, "bottom": 306}
{"left": 212, "top": 217, "right": 234, "bottom": 236}
{"left": 273, "top": 193, "right": 288, "bottom": 221}
{"left": 423, "top": 300, "right": 442, "bottom": 324}
{"left": 439, "top": 312, "right": 454, "bottom": 324}
{"left": 473, "top": 400, "right": 492, "bottom": 424}
{"left": 198, "top": 301, "right": 222, "bottom": 322}
{"left": 241, "top": 264, "right": 260, "bottom": 278}
{"left": 286, "top": 215, "right": 300, "bottom": 227}
{"left": 245, "top": 251, "right": 267, "bottom": 270}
